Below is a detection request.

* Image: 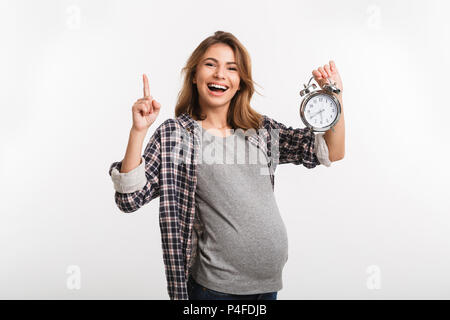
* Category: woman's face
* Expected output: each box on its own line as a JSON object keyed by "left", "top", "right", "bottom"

{"left": 193, "top": 43, "right": 241, "bottom": 111}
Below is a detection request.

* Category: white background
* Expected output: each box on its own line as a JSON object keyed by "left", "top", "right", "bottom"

{"left": 1, "top": 0, "right": 449, "bottom": 299}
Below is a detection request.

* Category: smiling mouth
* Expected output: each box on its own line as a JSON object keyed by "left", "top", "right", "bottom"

{"left": 207, "top": 84, "right": 229, "bottom": 93}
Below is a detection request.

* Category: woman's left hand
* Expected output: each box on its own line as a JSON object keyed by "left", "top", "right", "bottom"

{"left": 312, "top": 60, "right": 343, "bottom": 94}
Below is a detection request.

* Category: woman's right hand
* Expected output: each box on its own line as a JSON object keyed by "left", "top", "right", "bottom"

{"left": 131, "top": 74, "right": 162, "bottom": 132}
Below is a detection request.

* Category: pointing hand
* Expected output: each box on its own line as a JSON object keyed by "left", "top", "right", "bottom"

{"left": 131, "top": 74, "right": 162, "bottom": 132}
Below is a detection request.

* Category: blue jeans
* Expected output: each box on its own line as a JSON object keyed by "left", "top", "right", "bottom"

{"left": 187, "top": 275, "right": 278, "bottom": 300}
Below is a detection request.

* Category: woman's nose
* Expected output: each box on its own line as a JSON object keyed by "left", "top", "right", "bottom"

{"left": 214, "top": 67, "right": 226, "bottom": 78}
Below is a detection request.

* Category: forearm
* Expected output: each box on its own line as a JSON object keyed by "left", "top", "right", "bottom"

{"left": 120, "top": 128, "right": 147, "bottom": 173}
{"left": 324, "top": 93, "right": 345, "bottom": 161}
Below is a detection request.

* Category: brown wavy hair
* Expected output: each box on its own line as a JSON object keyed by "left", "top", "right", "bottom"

{"left": 174, "top": 31, "right": 264, "bottom": 131}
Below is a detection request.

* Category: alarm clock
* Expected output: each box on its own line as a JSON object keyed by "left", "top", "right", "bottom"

{"left": 299, "top": 76, "right": 341, "bottom": 133}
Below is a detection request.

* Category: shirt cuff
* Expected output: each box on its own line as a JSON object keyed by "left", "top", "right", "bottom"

{"left": 314, "top": 133, "right": 332, "bottom": 167}
{"left": 110, "top": 156, "right": 147, "bottom": 193}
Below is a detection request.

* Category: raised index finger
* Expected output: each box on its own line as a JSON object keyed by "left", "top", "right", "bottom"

{"left": 143, "top": 74, "right": 150, "bottom": 97}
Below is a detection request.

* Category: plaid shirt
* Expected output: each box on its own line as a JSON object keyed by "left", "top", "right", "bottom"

{"left": 109, "top": 112, "right": 330, "bottom": 300}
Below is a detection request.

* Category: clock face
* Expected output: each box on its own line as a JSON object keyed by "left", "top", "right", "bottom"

{"left": 304, "top": 94, "right": 338, "bottom": 129}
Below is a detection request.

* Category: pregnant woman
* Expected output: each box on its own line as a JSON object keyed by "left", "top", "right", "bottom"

{"left": 108, "top": 30, "right": 345, "bottom": 300}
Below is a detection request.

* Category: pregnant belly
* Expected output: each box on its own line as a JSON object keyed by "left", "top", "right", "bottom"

{"left": 216, "top": 222, "right": 289, "bottom": 279}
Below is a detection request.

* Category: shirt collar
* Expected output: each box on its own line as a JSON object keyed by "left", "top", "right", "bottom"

{"left": 177, "top": 112, "right": 198, "bottom": 133}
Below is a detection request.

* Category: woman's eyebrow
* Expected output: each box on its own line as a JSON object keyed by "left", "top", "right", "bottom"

{"left": 203, "top": 57, "right": 237, "bottom": 65}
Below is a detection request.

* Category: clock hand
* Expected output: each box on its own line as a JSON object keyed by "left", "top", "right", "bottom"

{"left": 311, "top": 109, "right": 326, "bottom": 118}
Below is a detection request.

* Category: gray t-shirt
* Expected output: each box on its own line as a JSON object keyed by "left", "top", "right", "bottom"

{"left": 190, "top": 123, "right": 289, "bottom": 295}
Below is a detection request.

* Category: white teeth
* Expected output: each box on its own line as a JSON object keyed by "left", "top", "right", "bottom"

{"left": 208, "top": 83, "right": 228, "bottom": 90}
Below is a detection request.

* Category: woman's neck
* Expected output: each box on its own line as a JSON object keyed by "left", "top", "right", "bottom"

{"left": 198, "top": 107, "right": 230, "bottom": 130}
{"left": 197, "top": 120, "right": 233, "bottom": 137}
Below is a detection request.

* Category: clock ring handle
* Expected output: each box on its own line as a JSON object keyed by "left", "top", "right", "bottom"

{"left": 325, "top": 77, "right": 341, "bottom": 94}
{"left": 307, "top": 76, "right": 335, "bottom": 87}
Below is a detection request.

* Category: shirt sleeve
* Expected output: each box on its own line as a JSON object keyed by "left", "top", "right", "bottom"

{"left": 314, "top": 133, "right": 332, "bottom": 167}
{"left": 108, "top": 126, "right": 161, "bottom": 213}
{"left": 110, "top": 156, "right": 147, "bottom": 193}
{"left": 263, "top": 115, "right": 321, "bottom": 169}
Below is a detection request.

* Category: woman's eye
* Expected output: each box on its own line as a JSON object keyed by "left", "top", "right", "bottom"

{"left": 205, "top": 63, "right": 237, "bottom": 71}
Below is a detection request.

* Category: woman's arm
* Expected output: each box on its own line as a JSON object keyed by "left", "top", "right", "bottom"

{"left": 108, "top": 73, "right": 163, "bottom": 213}
{"left": 262, "top": 115, "right": 322, "bottom": 169}
{"left": 120, "top": 128, "right": 147, "bottom": 173}
{"left": 324, "top": 93, "right": 345, "bottom": 161}
{"left": 109, "top": 126, "right": 162, "bottom": 213}
{"left": 312, "top": 60, "right": 345, "bottom": 161}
